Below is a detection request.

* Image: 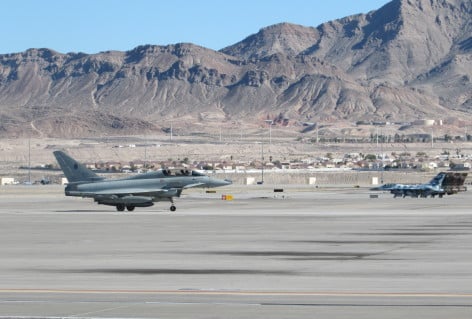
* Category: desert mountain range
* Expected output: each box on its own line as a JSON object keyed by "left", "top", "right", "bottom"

{"left": 0, "top": 0, "right": 470, "bottom": 138}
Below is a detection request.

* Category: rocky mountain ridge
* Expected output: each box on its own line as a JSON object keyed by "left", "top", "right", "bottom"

{"left": 0, "top": 0, "right": 470, "bottom": 138}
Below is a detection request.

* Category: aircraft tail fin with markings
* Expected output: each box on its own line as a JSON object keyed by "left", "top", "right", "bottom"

{"left": 53, "top": 151, "right": 104, "bottom": 183}
{"left": 428, "top": 172, "right": 447, "bottom": 186}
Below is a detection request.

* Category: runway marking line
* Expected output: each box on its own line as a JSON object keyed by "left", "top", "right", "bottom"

{"left": 1, "top": 289, "right": 472, "bottom": 298}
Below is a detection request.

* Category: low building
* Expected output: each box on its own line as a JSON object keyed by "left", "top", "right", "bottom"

{"left": 1, "top": 177, "right": 16, "bottom": 185}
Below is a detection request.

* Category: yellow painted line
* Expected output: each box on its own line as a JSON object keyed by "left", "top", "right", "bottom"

{"left": 1, "top": 288, "right": 472, "bottom": 298}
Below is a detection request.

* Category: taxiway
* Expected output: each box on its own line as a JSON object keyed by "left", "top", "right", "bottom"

{"left": 1, "top": 185, "right": 472, "bottom": 318}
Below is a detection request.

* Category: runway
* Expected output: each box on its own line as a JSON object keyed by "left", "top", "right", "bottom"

{"left": 1, "top": 185, "right": 472, "bottom": 318}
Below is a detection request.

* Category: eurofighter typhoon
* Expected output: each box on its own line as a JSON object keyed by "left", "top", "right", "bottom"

{"left": 54, "top": 151, "right": 232, "bottom": 211}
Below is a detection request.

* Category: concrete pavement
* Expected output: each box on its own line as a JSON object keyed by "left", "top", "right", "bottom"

{"left": 1, "top": 185, "right": 472, "bottom": 318}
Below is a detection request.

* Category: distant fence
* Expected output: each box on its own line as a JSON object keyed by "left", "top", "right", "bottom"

{"left": 210, "top": 170, "right": 469, "bottom": 186}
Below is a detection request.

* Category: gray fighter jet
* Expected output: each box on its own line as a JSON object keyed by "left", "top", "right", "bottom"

{"left": 53, "top": 151, "right": 232, "bottom": 211}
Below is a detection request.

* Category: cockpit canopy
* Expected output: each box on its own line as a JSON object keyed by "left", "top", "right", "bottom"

{"left": 126, "top": 168, "right": 206, "bottom": 180}
{"left": 161, "top": 168, "right": 205, "bottom": 177}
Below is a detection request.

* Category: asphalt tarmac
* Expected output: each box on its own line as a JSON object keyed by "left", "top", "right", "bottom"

{"left": 1, "top": 185, "right": 472, "bottom": 318}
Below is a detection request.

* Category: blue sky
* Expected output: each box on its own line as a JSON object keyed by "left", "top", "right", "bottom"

{"left": 2, "top": 0, "right": 389, "bottom": 54}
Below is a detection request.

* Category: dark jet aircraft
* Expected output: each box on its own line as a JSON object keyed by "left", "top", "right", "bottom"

{"left": 53, "top": 151, "right": 232, "bottom": 211}
{"left": 371, "top": 172, "right": 467, "bottom": 198}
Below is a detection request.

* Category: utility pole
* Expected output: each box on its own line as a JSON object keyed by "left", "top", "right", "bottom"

{"left": 28, "top": 138, "right": 31, "bottom": 184}
{"left": 380, "top": 127, "right": 384, "bottom": 184}
{"left": 261, "top": 141, "right": 264, "bottom": 184}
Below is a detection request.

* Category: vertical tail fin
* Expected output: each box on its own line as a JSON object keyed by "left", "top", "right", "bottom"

{"left": 53, "top": 151, "right": 104, "bottom": 183}
{"left": 429, "top": 172, "right": 447, "bottom": 186}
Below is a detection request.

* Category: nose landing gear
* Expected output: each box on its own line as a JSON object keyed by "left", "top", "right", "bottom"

{"left": 170, "top": 198, "right": 176, "bottom": 211}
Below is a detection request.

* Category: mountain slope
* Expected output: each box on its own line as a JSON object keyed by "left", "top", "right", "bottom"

{"left": 0, "top": 0, "right": 470, "bottom": 138}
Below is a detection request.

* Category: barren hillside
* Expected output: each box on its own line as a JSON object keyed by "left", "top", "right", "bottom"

{"left": 0, "top": 0, "right": 470, "bottom": 138}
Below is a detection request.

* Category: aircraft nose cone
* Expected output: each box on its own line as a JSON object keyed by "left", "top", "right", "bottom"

{"left": 209, "top": 178, "right": 232, "bottom": 187}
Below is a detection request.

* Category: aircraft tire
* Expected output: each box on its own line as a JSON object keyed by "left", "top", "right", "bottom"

{"left": 170, "top": 205, "right": 176, "bottom": 212}
{"left": 126, "top": 206, "right": 135, "bottom": 211}
{"left": 116, "top": 204, "right": 125, "bottom": 212}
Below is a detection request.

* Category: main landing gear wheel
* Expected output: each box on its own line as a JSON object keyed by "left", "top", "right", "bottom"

{"left": 126, "top": 206, "right": 135, "bottom": 211}
{"left": 116, "top": 204, "right": 125, "bottom": 211}
{"left": 170, "top": 205, "right": 176, "bottom": 212}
